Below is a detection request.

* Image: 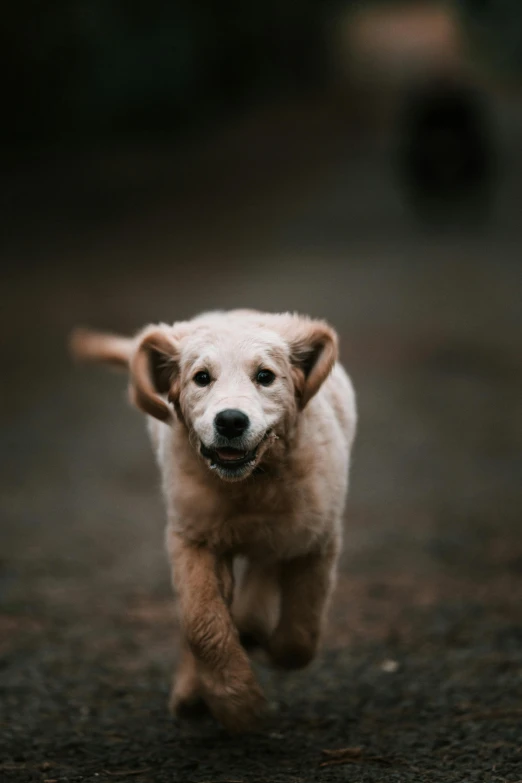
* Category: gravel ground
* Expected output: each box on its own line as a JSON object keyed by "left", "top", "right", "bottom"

{"left": 1, "top": 99, "right": 521, "bottom": 782}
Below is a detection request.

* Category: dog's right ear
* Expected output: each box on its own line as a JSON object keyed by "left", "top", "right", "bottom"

{"left": 70, "top": 324, "right": 180, "bottom": 423}
{"left": 129, "top": 326, "right": 180, "bottom": 424}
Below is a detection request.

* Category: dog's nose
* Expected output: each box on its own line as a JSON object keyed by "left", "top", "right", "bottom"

{"left": 215, "top": 409, "right": 250, "bottom": 439}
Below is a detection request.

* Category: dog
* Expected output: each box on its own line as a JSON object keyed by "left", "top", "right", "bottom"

{"left": 70, "top": 309, "right": 357, "bottom": 732}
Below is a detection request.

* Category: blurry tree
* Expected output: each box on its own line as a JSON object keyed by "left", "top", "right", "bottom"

{"left": 3, "top": 1, "right": 518, "bottom": 149}
{"left": 1, "top": 0, "right": 339, "bottom": 148}
{"left": 2, "top": 2, "right": 92, "bottom": 143}
{"left": 457, "top": 0, "right": 522, "bottom": 78}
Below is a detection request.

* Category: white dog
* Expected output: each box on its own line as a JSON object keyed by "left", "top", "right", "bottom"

{"left": 70, "top": 309, "right": 357, "bottom": 732}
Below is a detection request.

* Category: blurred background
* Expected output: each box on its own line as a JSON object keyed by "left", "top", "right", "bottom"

{"left": 1, "top": 2, "right": 521, "bottom": 781}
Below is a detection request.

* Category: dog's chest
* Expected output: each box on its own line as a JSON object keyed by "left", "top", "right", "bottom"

{"left": 172, "top": 478, "right": 321, "bottom": 558}
{"left": 200, "top": 511, "right": 318, "bottom": 560}
{"left": 225, "top": 508, "right": 319, "bottom": 559}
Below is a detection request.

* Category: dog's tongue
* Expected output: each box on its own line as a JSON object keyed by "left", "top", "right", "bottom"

{"left": 216, "top": 447, "right": 246, "bottom": 462}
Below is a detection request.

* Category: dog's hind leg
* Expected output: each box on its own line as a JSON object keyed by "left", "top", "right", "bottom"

{"left": 267, "top": 539, "right": 339, "bottom": 670}
{"left": 169, "top": 638, "right": 208, "bottom": 718}
{"left": 232, "top": 559, "right": 280, "bottom": 650}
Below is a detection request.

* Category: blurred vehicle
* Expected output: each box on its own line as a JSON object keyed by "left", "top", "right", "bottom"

{"left": 330, "top": 1, "right": 498, "bottom": 222}
{"left": 331, "top": 1, "right": 466, "bottom": 137}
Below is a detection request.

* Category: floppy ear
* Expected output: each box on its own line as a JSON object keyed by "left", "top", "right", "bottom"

{"left": 129, "top": 326, "right": 180, "bottom": 423}
{"left": 286, "top": 317, "right": 338, "bottom": 409}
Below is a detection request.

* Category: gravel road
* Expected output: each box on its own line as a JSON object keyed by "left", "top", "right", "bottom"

{"left": 1, "top": 99, "right": 521, "bottom": 782}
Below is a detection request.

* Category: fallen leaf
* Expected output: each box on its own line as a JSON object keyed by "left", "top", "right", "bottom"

{"left": 320, "top": 747, "right": 395, "bottom": 768}
{"left": 322, "top": 747, "right": 362, "bottom": 758}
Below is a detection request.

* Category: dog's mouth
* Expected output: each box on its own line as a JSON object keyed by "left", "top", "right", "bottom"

{"left": 200, "top": 431, "right": 275, "bottom": 478}
{"left": 200, "top": 443, "right": 258, "bottom": 469}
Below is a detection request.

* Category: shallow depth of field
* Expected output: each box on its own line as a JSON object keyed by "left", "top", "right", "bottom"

{"left": 1, "top": 3, "right": 521, "bottom": 782}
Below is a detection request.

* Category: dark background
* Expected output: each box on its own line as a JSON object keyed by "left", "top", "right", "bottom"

{"left": 1, "top": 2, "right": 521, "bottom": 782}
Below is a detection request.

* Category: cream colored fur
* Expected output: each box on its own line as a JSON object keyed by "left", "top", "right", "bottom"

{"left": 70, "top": 309, "right": 357, "bottom": 732}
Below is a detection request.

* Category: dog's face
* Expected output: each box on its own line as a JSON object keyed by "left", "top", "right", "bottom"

{"left": 129, "top": 311, "right": 338, "bottom": 482}
{"left": 178, "top": 325, "right": 294, "bottom": 480}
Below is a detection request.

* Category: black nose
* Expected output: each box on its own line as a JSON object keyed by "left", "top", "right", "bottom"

{"left": 215, "top": 409, "right": 250, "bottom": 439}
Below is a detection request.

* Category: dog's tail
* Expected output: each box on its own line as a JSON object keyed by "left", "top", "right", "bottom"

{"left": 69, "top": 327, "right": 133, "bottom": 368}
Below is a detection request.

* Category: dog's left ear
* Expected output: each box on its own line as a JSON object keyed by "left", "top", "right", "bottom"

{"left": 286, "top": 317, "right": 338, "bottom": 409}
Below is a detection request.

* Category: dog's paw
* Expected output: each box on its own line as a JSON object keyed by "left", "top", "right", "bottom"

{"left": 202, "top": 671, "right": 268, "bottom": 733}
{"left": 169, "top": 688, "right": 210, "bottom": 720}
{"left": 267, "top": 629, "right": 318, "bottom": 670}
{"left": 169, "top": 670, "right": 209, "bottom": 721}
{"left": 239, "top": 631, "right": 264, "bottom": 652}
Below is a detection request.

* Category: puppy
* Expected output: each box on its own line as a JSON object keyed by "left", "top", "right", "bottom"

{"left": 70, "top": 309, "right": 357, "bottom": 732}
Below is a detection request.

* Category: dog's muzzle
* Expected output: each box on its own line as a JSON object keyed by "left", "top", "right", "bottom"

{"left": 199, "top": 430, "right": 275, "bottom": 476}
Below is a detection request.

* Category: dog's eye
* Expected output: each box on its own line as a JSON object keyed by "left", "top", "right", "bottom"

{"left": 256, "top": 369, "right": 276, "bottom": 387}
{"left": 193, "top": 371, "right": 212, "bottom": 387}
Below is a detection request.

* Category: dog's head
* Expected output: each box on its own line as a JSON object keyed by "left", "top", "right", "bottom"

{"left": 72, "top": 311, "right": 338, "bottom": 482}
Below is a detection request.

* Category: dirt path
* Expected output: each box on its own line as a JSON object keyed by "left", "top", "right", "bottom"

{"left": 1, "top": 98, "right": 521, "bottom": 782}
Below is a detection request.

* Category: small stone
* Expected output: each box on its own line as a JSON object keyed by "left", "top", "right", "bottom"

{"left": 381, "top": 659, "right": 400, "bottom": 673}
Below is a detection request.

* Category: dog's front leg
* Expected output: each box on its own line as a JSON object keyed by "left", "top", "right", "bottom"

{"left": 169, "top": 533, "right": 266, "bottom": 732}
{"left": 268, "top": 539, "right": 339, "bottom": 670}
